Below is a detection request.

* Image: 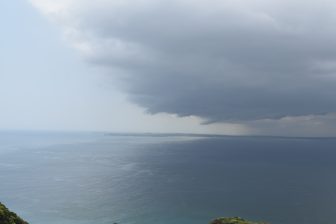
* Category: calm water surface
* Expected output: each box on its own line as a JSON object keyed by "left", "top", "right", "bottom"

{"left": 1, "top": 131, "right": 336, "bottom": 224}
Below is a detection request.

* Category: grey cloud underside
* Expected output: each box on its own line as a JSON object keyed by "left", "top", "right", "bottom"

{"left": 76, "top": 1, "right": 336, "bottom": 121}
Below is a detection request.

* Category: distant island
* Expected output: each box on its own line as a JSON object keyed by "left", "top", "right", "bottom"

{"left": 0, "top": 202, "right": 28, "bottom": 224}
{"left": 210, "top": 217, "right": 267, "bottom": 224}
{"left": 1, "top": 202, "right": 265, "bottom": 224}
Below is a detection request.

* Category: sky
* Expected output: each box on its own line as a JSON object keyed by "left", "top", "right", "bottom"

{"left": 1, "top": 0, "right": 336, "bottom": 136}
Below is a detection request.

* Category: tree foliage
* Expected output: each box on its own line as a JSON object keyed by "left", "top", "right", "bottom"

{"left": 0, "top": 202, "right": 28, "bottom": 224}
{"left": 210, "top": 217, "right": 267, "bottom": 224}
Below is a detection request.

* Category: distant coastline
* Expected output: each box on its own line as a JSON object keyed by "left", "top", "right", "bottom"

{"left": 104, "top": 132, "right": 336, "bottom": 140}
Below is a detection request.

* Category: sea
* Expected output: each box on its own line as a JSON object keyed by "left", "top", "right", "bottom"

{"left": 1, "top": 130, "right": 336, "bottom": 224}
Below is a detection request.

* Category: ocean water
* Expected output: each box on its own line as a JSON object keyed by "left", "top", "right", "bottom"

{"left": 1, "top": 131, "right": 336, "bottom": 224}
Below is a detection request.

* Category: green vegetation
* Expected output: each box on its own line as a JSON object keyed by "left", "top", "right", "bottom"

{"left": 1, "top": 203, "right": 266, "bottom": 224}
{"left": 210, "top": 217, "right": 267, "bottom": 224}
{"left": 0, "top": 202, "right": 28, "bottom": 224}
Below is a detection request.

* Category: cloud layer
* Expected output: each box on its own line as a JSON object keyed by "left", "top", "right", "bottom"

{"left": 30, "top": 0, "right": 336, "bottom": 123}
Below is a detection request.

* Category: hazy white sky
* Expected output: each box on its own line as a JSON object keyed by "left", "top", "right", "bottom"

{"left": 2, "top": 0, "right": 336, "bottom": 136}
{"left": 0, "top": 0, "right": 246, "bottom": 134}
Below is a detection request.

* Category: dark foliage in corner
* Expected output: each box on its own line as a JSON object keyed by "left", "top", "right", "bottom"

{"left": 0, "top": 202, "right": 28, "bottom": 224}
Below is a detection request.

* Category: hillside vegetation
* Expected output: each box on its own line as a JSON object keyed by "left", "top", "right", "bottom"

{"left": 0, "top": 202, "right": 28, "bottom": 224}
{"left": 210, "top": 217, "right": 267, "bottom": 224}
{"left": 1, "top": 203, "right": 266, "bottom": 224}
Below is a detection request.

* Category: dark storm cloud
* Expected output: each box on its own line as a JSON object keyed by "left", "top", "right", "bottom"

{"left": 32, "top": 0, "right": 336, "bottom": 122}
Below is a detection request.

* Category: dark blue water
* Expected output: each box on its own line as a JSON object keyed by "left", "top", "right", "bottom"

{"left": 1, "top": 131, "right": 336, "bottom": 224}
